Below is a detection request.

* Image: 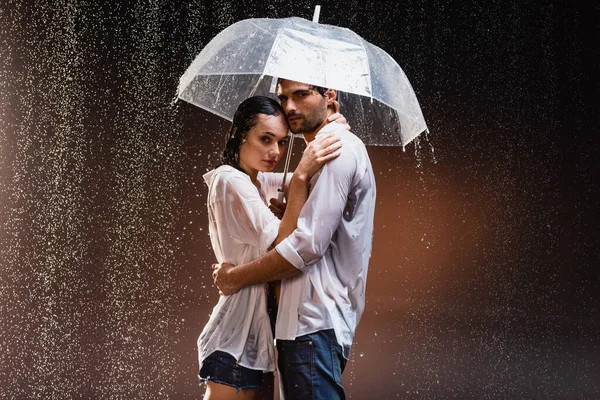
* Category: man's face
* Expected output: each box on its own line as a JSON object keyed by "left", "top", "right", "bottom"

{"left": 276, "top": 80, "right": 328, "bottom": 135}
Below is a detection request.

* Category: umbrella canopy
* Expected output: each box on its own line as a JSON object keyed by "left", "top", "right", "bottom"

{"left": 177, "top": 16, "right": 428, "bottom": 147}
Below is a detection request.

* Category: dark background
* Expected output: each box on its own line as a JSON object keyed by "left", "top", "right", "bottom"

{"left": 1, "top": 0, "right": 599, "bottom": 398}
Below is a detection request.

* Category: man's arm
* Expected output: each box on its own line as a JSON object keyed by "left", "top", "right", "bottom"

{"left": 275, "top": 141, "right": 356, "bottom": 271}
{"left": 212, "top": 247, "right": 297, "bottom": 296}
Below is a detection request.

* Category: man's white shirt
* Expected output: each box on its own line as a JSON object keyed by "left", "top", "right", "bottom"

{"left": 275, "top": 122, "right": 376, "bottom": 359}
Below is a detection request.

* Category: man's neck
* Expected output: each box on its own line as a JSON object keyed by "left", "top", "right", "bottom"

{"left": 302, "top": 117, "right": 330, "bottom": 143}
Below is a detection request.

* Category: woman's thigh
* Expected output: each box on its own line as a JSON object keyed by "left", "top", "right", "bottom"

{"left": 205, "top": 381, "right": 258, "bottom": 400}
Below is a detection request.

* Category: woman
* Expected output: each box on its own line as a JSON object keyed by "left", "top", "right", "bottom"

{"left": 198, "top": 96, "right": 342, "bottom": 400}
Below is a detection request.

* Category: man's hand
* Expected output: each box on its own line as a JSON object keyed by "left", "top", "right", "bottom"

{"left": 327, "top": 100, "right": 351, "bottom": 130}
{"left": 212, "top": 262, "right": 239, "bottom": 296}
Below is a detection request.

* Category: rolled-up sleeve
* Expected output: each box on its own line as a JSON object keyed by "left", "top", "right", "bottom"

{"left": 275, "top": 147, "right": 356, "bottom": 272}
{"left": 212, "top": 174, "right": 280, "bottom": 254}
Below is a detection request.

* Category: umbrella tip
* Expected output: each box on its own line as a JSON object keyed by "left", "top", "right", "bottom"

{"left": 313, "top": 5, "right": 321, "bottom": 23}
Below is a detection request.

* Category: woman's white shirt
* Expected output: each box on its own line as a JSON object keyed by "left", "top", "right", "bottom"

{"left": 197, "top": 165, "right": 283, "bottom": 372}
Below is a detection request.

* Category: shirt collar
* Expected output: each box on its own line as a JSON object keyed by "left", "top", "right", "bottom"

{"left": 203, "top": 165, "right": 256, "bottom": 187}
{"left": 316, "top": 121, "right": 345, "bottom": 136}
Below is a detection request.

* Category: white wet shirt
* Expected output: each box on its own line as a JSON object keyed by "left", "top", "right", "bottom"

{"left": 275, "top": 122, "right": 376, "bottom": 359}
{"left": 198, "top": 165, "right": 283, "bottom": 372}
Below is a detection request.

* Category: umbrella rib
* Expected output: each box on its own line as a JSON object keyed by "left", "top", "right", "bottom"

{"left": 248, "top": 18, "right": 280, "bottom": 35}
{"left": 259, "top": 18, "right": 293, "bottom": 91}
{"left": 248, "top": 75, "right": 264, "bottom": 97}
{"left": 348, "top": 30, "right": 373, "bottom": 99}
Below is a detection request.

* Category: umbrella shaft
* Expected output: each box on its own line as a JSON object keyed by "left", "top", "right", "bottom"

{"left": 279, "top": 133, "right": 295, "bottom": 201}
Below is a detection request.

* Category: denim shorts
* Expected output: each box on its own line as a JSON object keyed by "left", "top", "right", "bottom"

{"left": 198, "top": 350, "right": 269, "bottom": 392}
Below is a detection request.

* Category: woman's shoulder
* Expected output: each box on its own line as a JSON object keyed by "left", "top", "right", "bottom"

{"left": 208, "top": 165, "right": 254, "bottom": 194}
{"left": 211, "top": 165, "right": 247, "bottom": 182}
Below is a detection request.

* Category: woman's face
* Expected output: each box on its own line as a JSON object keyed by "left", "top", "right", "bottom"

{"left": 238, "top": 113, "right": 289, "bottom": 177}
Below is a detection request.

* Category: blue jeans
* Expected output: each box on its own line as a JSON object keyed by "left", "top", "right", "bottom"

{"left": 276, "top": 329, "right": 347, "bottom": 400}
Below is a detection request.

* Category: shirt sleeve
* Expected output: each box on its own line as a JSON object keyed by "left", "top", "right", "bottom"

{"left": 211, "top": 173, "right": 280, "bottom": 254}
{"left": 275, "top": 146, "right": 357, "bottom": 272}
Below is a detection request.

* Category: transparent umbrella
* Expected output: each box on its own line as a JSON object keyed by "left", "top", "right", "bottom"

{"left": 177, "top": 12, "right": 428, "bottom": 148}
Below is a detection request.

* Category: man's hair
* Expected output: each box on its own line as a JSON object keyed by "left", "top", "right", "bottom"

{"left": 277, "top": 78, "right": 327, "bottom": 97}
{"left": 219, "top": 96, "right": 286, "bottom": 172}
{"left": 309, "top": 85, "right": 327, "bottom": 97}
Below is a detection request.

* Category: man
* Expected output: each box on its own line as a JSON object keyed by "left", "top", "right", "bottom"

{"left": 213, "top": 79, "right": 376, "bottom": 399}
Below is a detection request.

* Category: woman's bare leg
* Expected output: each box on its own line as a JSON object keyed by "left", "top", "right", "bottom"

{"left": 204, "top": 381, "right": 259, "bottom": 400}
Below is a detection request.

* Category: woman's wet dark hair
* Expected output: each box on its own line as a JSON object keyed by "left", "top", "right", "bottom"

{"left": 219, "top": 96, "right": 286, "bottom": 172}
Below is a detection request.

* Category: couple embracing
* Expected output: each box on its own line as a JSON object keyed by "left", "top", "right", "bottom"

{"left": 198, "top": 78, "right": 375, "bottom": 400}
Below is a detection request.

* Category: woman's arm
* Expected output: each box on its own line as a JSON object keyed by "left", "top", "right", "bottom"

{"left": 272, "top": 133, "right": 341, "bottom": 247}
